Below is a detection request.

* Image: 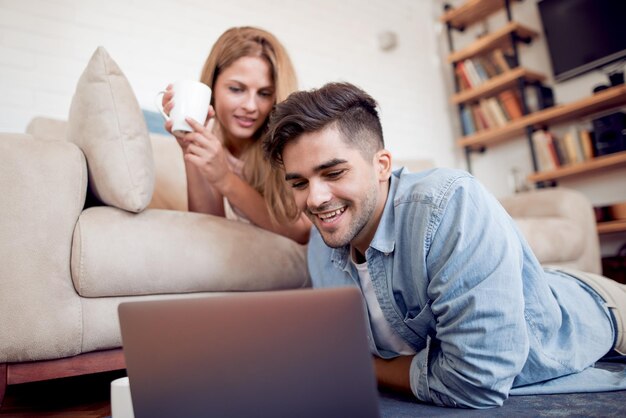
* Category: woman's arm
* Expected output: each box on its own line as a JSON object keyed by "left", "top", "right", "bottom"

{"left": 162, "top": 87, "right": 225, "bottom": 217}
{"left": 183, "top": 117, "right": 310, "bottom": 243}
{"left": 214, "top": 170, "right": 311, "bottom": 243}
{"left": 183, "top": 159, "right": 225, "bottom": 216}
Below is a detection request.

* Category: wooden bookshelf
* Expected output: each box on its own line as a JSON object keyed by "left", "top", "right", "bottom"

{"left": 527, "top": 150, "right": 626, "bottom": 182}
{"left": 452, "top": 67, "right": 545, "bottom": 105}
{"left": 442, "top": 0, "right": 626, "bottom": 241}
{"left": 447, "top": 21, "right": 538, "bottom": 64}
{"left": 441, "top": 0, "right": 515, "bottom": 30}
{"left": 458, "top": 84, "right": 626, "bottom": 148}
{"left": 597, "top": 219, "right": 626, "bottom": 235}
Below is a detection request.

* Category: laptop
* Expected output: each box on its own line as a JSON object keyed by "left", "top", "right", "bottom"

{"left": 118, "top": 287, "right": 381, "bottom": 418}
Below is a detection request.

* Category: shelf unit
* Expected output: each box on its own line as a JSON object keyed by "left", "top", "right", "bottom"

{"left": 442, "top": 0, "right": 626, "bottom": 243}
{"left": 597, "top": 220, "right": 626, "bottom": 235}
{"left": 451, "top": 67, "right": 545, "bottom": 105}
{"left": 528, "top": 149, "right": 626, "bottom": 183}
{"left": 441, "top": 0, "right": 521, "bottom": 31}
{"left": 442, "top": 0, "right": 545, "bottom": 172}
{"left": 446, "top": 21, "right": 538, "bottom": 64}
{"left": 458, "top": 84, "right": 626, "bottom": 148}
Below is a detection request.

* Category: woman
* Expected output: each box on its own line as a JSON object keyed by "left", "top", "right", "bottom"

{"left": 163, "top": 27, "right": 310, "bottom": 243}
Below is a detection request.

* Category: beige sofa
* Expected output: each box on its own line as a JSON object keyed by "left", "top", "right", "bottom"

{"left": 0, "top": 47, "right": 602, "bottom": 405}
{"left": 0, "top": 48, "right": 309, "bottom": 405}
{"left": 500, "top": 188, "right": 601, "bottom": 274}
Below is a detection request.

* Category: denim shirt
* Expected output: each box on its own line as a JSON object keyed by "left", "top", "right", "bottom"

{"left": 307, "top": 168, "right": 625, "bottom": 408}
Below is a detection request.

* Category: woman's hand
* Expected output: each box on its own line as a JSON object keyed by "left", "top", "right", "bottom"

{"left": 161, "top": 84, "right": 174, "bottom": 128}
{"left": 162, "top": 84, "right": 215, "bottom": 152}
{"left": 181, "top": 117, "right": 234, "bottom": 193}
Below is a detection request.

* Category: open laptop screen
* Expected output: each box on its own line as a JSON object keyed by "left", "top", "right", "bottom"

{"left": 118, "top": 287, "right": 381, "bottom": 418}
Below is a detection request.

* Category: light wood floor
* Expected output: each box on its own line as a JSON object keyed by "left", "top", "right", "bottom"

{"left": 0, "top": 370, "right": 126, "bottom": 417}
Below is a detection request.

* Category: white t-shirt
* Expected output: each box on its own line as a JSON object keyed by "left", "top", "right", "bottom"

{"left": 353, "top": 259, "right": 415, "bottom": 356}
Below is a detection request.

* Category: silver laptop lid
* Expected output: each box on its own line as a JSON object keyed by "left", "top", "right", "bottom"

{"left": 118, "top": 287, "right": 380, "bottom": 418}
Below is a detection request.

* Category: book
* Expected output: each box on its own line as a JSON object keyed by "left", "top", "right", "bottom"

{"left": 570, "top": 127, "right": 585, "bottom": 162}
{"left": 471, "top": 58, "right": 490, "bottom": 82}
{"left": 455, "top": 73, "right": 468, "bottom": 91}
{"left": 579, "top": 129, "right": 595, "bottom": 160}
{"left": 532, "top": 130, "right": 557, "bottom": 171}
{"left": 463, "top": 59, "right": 482, "bottom": 86}
{"left": 545, "top": 132, "right": 561, "bottom": 168}
{"left": 498, "top": 90, "right": 524, "bottom": 119}
{"left": 491, "top": 49, "right": 511, "bottom": 72}
{"left": 471, "top": 104, "right": 490, "bottom": 131}
{"left": 478, "top": 55, "right": 501, "bottom": 77}
{"left": 478, "top": 99, "right": 498, "bottom": 128}
{"left": 455, "top": 61, "right": 473, "bottom": 90}
{"left": 460, "top": 106, "right": 476, "bottom": 135}
{"left": 468, "top": 105, "right": 481, "bottom": 132}
{"left": 562, "top": 131, "right": 582, "bottom": 163}
{"left": 486, "top": 97, "right": 508, "bottom": 126}
{"left": 551, "top": 134, "right": 569, "bottom": 165}
{"left": 494, "top": 97, "right": 512, "bottom": 121}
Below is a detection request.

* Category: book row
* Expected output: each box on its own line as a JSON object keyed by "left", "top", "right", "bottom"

{"left": 459, "top": 89, "right": 524, "bottom": 135}
{"left": 531, "top": 128, "right": 596, "bottom": 172}
{"left": 455, "top": 48, "right": 516, "bottom": 90}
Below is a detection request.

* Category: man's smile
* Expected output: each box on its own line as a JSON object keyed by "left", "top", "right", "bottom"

{"left": 307, "top": 204, "right": 348, "bottom": 227}
{"left": 315, "top": 206, "right": 347, "bottom": 223}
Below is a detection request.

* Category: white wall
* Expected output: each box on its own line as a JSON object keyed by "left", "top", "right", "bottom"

{"left": 0, "top": 0, "right": 459, "bottom": 169}
{"left": 436, "top": 0, "right": 626, "bottom": 256}
{"left": 4, "top": 0, "right": 621, "bottom": 254}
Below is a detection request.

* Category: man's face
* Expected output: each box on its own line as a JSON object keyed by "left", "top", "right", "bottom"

{"left": 282, "top": 125, "right": 391, "bottom": 253}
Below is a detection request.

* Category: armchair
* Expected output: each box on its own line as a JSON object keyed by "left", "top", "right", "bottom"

{"left": 501, "top": 187, "right": 602, "bottom": 275}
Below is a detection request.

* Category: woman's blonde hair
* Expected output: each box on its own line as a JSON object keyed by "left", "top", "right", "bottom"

{"left": 199, "top": 26, "right": 299, "bottom": 224}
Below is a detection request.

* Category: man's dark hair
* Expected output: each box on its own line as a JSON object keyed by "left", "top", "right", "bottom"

{"left": 263, "top": 82, "right": 384, "bottom": 166}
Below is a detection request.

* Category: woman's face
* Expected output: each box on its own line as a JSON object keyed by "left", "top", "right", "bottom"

{"left": 212, "top": 55, "right": 275, "bottom": 146}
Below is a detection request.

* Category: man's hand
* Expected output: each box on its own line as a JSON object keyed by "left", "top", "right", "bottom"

{"left": 373, "top": 355, "right": 414, "bottom": 396}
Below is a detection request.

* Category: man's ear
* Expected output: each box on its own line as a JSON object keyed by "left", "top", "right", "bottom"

{"left": 374, "top": 149, "right": 393, "bottom": 181}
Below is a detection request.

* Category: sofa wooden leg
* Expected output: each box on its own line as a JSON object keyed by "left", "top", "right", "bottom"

{"left": 0, "top": 363, "right": 7, "bottom": 407}
{"left": 0, "top": 351, "right": 126, "bottom": 408}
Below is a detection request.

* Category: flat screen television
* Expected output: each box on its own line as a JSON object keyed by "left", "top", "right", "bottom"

{"left": 538, "top": 0, "right": 626, "bottom": 82}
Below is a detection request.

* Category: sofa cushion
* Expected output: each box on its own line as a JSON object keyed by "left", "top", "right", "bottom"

{"left": 71, "top": 207, "right": 310, "bottom": 297}
{"left": 513, "top": 217, "right": 584, "bottom": 265}
{"left": 501, "top": 187, "right": 601, "bottom": 274}
{"left": 25, "top": 116, "right": 68, "bottom": 141}
{"left": 67, "top": 46, "right": 154, "bottom": 213}
{"left": 147, "top": 133, "right": 188, "bottom": 211}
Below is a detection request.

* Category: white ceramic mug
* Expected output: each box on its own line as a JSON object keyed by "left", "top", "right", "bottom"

{"left": 155, "top": 80, "right": 212, "bottom": 136}
{"left": 110, "top": 376, "right": 135, "bottom": 418}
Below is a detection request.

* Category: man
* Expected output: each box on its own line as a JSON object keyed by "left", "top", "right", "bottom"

{"left": 262, "top": 82, "right": 626, "bottom": 409}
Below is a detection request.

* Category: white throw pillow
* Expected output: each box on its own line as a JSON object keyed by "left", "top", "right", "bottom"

{"left": 67, "top": 46, "right": 154, "bottom": 213}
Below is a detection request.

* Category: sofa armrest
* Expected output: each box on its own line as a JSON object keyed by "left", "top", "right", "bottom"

{"left": 71, "top": 207, "right": 310, "bottom": 297}
{"left": 26, "top": 117, "right": 188, "bottom": 212}
{"left": 0, "top": 134, "right": 87, "bottom": 362}
{"left": 500, "top": 188, "right": 601, "bottom": 274}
